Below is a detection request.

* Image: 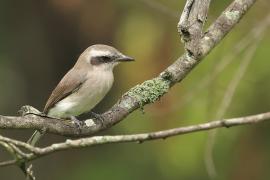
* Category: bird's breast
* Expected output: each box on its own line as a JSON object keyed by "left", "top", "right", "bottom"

{"left": 48, "top": 71, "right": 114, "bottom": 118}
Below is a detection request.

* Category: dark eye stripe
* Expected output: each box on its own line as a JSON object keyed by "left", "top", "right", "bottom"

{"left": 101, "top": 56, "right": 111, "bottom": 62}
{"left": 90, "top": 56, "right": 113, "bottom": 65}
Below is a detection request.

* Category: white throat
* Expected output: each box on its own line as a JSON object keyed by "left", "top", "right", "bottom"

{"left": 93, "top": 62, "right": 119, "bottom": 72}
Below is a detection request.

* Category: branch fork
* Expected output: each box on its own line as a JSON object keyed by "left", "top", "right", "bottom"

{"left": 178, "top": 0, "right": 211, "bottom": 57}
{"left": 0, "top": 0, "right": 260, "bottom": 178}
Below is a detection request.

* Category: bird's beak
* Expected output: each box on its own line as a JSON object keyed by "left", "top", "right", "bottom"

{"left": 115, "top": 55, "right": 135, "bottom": 62}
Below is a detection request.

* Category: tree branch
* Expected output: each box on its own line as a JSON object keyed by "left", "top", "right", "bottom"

{"left": 205, "top": 34, "right": 265, "bottom": 179}
{"left": 178, "top": 0, "right": 211, "bottom": 56}
{"left": 0, "top": 0, "right": 257, "bottom": 137}
{"left": 0, "top": 111, "right": 269, "bottom": 167}
{"left": 0, "top": 160, "right": 17, "bottom": 167}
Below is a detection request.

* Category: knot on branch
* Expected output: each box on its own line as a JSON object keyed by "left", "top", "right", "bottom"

{"left": 178, "top": 23, "right": 191, "bottom": 42}
{"left": 178, "top": 0, "right": 211, "bottom": 58}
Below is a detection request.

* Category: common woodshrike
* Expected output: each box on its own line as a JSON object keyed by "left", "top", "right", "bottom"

{"left": 28, "top": 44, "right": 134, "bottom": 145}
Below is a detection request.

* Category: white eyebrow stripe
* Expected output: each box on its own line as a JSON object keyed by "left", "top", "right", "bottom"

{"left": 90, "top": 49, "right": 111, "bottom": 57}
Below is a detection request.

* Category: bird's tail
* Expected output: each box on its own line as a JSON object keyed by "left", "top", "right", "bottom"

{"left": 27, "top": 130, "right": 45, "bottom": 146}
{"left": 18, "top": 105, "right": 46, "bottom": 146}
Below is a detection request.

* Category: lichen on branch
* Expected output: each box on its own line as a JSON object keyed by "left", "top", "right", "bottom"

{"left": 125, "top": 77, "right": 170, "bottom": 108}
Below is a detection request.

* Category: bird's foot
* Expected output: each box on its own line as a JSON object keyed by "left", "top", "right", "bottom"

{"left": 70, "top": 116, "right": 83, "bottom": 133}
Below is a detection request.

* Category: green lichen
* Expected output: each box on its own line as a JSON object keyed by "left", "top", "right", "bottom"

{"left": 225, "top": 10, "right": 240, "bottom": 21}
{"left": 125, "top": 77, "right": 170, "bottom": 108}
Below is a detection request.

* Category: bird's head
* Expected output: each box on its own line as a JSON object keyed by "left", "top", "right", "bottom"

{"left": 77, "top": 44, "right": 134, "bottom": 71}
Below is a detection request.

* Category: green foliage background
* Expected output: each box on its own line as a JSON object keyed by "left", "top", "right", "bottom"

{"left": 0, "top": 0, "right": 270, "bottom": 179}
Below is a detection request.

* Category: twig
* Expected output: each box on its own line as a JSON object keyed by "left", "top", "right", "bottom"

{"left": 0, "top": 160, "right": 17, "bottom": 167}
{"left": 0, "top": 111, "right": 270, "bottom": 167}
{"left": 0, "top": 0, "right": 261, "bottom": 179}
{"left": 204, "top": 32, "right": 266, "bottom": 179}
{"left": 179, "top": 0, "right": 194, "bottom": 27}
{"left": 182, "top": 13, "right": 270, "bottom": 107}
{"left": 0, "top": 0, "right": 258, "bottom": 137}
{"left": 178, "top": 0, "right": 211, "bottom": 57}
{"left": 0, "top": 141, "right": 35, "bottom": 179}
{"left": 155, "top": 13, "right": 270, "bottom": 118}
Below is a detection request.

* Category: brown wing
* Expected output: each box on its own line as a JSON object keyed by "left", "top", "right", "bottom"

{"left": 43, "top": 68, "right": 87, "bottom": 114}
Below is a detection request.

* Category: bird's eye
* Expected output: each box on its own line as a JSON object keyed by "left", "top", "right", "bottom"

{"left": 100, "top": 56, "right": 111, "bottom": 62}
{"left": 90, "top": 55, "right": 113, "bottom": 65}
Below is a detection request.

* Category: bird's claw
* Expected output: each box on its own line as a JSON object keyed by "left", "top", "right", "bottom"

{"left": 70, "top": 116, "right": 83, "bottom": 133}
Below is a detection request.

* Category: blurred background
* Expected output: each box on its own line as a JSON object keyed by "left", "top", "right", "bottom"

{"left": 0, "top": 0, "right": 270, "bottom": 179}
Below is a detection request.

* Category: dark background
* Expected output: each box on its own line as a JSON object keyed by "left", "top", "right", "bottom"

{"left": 0, "top": 0, "right": 270, "bottom": 179}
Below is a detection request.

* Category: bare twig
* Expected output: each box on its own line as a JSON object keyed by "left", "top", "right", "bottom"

{"left": 25, "top": 164, "right": 35, "bottom": 180}
{"left": 0, "top": 0, "right": 257, "bottom": 138}
{"left": 0, "top": 0, "right": 262, "bottom": 179}
{"left": 0, "top": 141, "right": 35, "bottom": 179}
{"left": 0, "top": 111, "right": 269, "bottom": 167}
{"left": 0, "top": 160, "right": 17, "bottom": 167}
{"left": 182, "top": 13, "right": 270, "bottom": 106}
{"left": 152, "top": 13, "right": 270, "bottom": 118}
{"left": 204, "top": 31, "right": 266, "bottom": 179}
{"left": 179, "top": 0, "right": 194, "bottom": 26}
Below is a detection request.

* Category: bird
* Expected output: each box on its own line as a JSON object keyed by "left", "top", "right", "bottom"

{"left": 28, "top": 44, "right": 134, "bottom": 145}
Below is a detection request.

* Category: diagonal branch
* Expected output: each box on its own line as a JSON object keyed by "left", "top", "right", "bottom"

{"left": 0, "top": 0, "right": 257, "bottom": 137}
{"left": 178, "top": 0, "right": 211, "bottom": 57}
